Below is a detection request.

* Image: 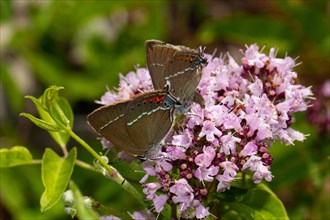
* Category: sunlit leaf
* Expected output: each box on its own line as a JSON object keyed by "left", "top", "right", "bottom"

{"left": 40, "top": 148, "right": 77, "bottom": 213}
{"left": 23, "top": 86, "right": 72, "bottom": 148}
{"left": 25, "top": 95, "right": 44, "bottom": 110}
{"left": 41, "top": 85, "right": 64, "bottom": 110}
{"left": 20, "top": 113, "right": 61, "bottom": 132}
{"left": 0, "top": 146, "right": 33, "bottom": 168}
{"left": 49, "top": 97, "right": 73, "bottom": 127}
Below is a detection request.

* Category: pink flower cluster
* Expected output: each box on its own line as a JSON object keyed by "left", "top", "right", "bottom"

{"left": 98, "top": 44, "right": 313, "bottom": 219}
{"left": 307, "top": 80, "right": 330, "bottom": 135}
{"left": 96, "top": 68, "right": 153, "bottom": 106}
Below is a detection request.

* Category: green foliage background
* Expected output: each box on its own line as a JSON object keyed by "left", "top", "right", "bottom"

{"left": 0, "top": 0, "right": 329, "bottom": 219}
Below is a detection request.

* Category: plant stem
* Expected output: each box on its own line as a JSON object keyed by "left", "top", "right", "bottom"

{"left": 62, "top": 146, "right": 68, "bottom": 157}
{"left": 75, "top": 159, "right": 97, "bottom": 172}
{"left": 171, "top": 204, "right": 177, "bottom": 219}
{"left": 31, "top": 159, "right": 42, "bottom": 164}
{"left": 64, "top": 127, "right": 145, "bottom": 206}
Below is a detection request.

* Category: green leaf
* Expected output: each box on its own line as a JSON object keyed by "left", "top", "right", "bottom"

{"left": 58, "top": 98, "right": 74, "bottom": 128}
{"left": 38, "top": 107, "right": 70, "bottom": 149}
{"left": 25, "top": 95, "right": 44, "bottom": 111}
{"left": 24, "top": 86, "right": 72, "bottom": 149}
{"left": 20, "top": 113, "right": 61, "bottom": 132}
{"left": 70, "top": 181, "right": 99, "bottom": 219}
{"left": 49, "top": 97, "right": 74, "bottom": 128}
{"left": 40, "top": 148, "right": 77, "bottom": 213}
{"left": 0, "top": 146, "right": 33, "bottom": 168}
{"left": 219, "top": 184, "right": 288, "bottom": 220}
{"left": 41, "top": 85, "right": 64, "bottom": 110}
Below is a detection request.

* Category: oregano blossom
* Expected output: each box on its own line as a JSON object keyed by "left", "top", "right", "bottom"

{"left": 97, "top": 44, "right": 313, "bottom": 219}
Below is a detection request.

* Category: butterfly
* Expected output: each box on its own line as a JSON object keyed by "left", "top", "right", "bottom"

{"left": 146, "top": 40, "right": 207, "bottom": 113}
{"left": 87, "top": 85, "right": 180, "bottom": 159}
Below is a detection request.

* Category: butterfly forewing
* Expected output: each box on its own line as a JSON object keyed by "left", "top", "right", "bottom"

{"left": 163, "top": 49, "right": 204, "bottom": 103}
{"left": 146, "top": 40, "right": 177, "bottom": 89}
{"left": 146, "top": 40, "right": 207, "bottom": 108}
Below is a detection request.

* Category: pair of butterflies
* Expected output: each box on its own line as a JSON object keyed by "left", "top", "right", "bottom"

{"left": 87, "top": 40, "right": 207, "bottom": 159}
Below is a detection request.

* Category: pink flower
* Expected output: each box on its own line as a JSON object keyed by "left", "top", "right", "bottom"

{"left": 129, "top": 210, "right": 155, "bottom": 220}
{"left": 216, "top": 161, "right": 239, "bottom": 192}
{"left": 100, "top": 215, "right": 121, "bottom": 220}
{"left": 165, "top": 146, "right": 187, "bottom": 160}
{"left": 140, "top": 161, "right": 156, "bottom": 184}
{"left": 321, "top": 80, "right": 330, "bottom": 97}
{"left": 207, "top": 105, "right": 229, "bottom": 126}
{"left": 194, "top": 200, "right": 211, "bottom": 219}
{"left": 242, "top": 44, "right": 267, "bottom": 68}
{"left": 100, "top": 138, "right": 113, "bottom": 149}
{"left": 239, "top": 141, "right": 258, "bottom": 156}
{"left": 172, "top": 129, "right": 193, "bottom": 150}
{"left": 242, "top": 156, "right": 273, "bottom": 183}
{"left": 199, "top": 120, "right": 222, "bottom": 142}
{"left": 220, "top": 132, "right": 241, "bottom": 155}
{"left": 94, "top": 44, "right": 312, "bottom": 219}
{"left": 248, "top": 77, "right": 264, "bottom": 97}
{"left": 194, "top": 165, "right": 219, "bottom": 182}
{"left": 153, "top": 194, "right": 169, "bottom": 213}
{"left": 194, "top": 146, "right": 216, "bottom": 167}
{"left": 223, "top": 112, "right": 243, "bottom": 132}
{"left": 96, "top": 91, "right": 119, "bottom": 105}
{"left": 170, "top": 178, "right": 194, "bottom": 206}
{"left": 187, "top": 104, "right": 204, "bottom": 128}
{"left": 143, "top": 182, "right": 161, "bottom": 200}
{"left": 307, "top": 80, "right": 330, "bottom": 134}
{"left": 154, "top": 158, "right": 173, "bottom": 172}
{"left": 276, "top": 128, "right": 306, "bottom": 145}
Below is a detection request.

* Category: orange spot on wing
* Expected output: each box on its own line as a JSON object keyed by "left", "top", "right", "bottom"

{"left": 155, "top": 95, "right": 165, "bottom": 103}
{"left": 149, "top": 98, "right": 154, "bottom": 103}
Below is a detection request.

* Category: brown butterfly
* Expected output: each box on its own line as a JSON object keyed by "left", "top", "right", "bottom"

{"left": 146, "top": 40, "right": 207, "bottom": 113}
{"left": 87, "top": 86, "right": 180, "bottom": 159}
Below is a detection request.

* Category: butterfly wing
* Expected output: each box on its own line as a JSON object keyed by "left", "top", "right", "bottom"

{"left": 87, "top": 100, "right": 140, "bottom": 155}
{"left": 146, "top": 40, "right": 207, "bottom": 106}
{"left": 125, "top": 90, "right": 177, "bottom": 156}
{"left": 146, "top": 40, "right": 177, "bottom": 90}
{"left": 162, "top": 46, "right": 206, "bottom": 104}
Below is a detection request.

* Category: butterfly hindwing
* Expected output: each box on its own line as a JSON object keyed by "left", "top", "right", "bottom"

{"left": 125, "top": 90, "right": 176, "bottom": 154}
{"left": 87, "top": 99, "right": 140, "bottom": 155}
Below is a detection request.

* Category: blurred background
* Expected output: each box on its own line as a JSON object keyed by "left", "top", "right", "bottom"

{"left": 0, "top": 0, "right": 329, "bottom": 219}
